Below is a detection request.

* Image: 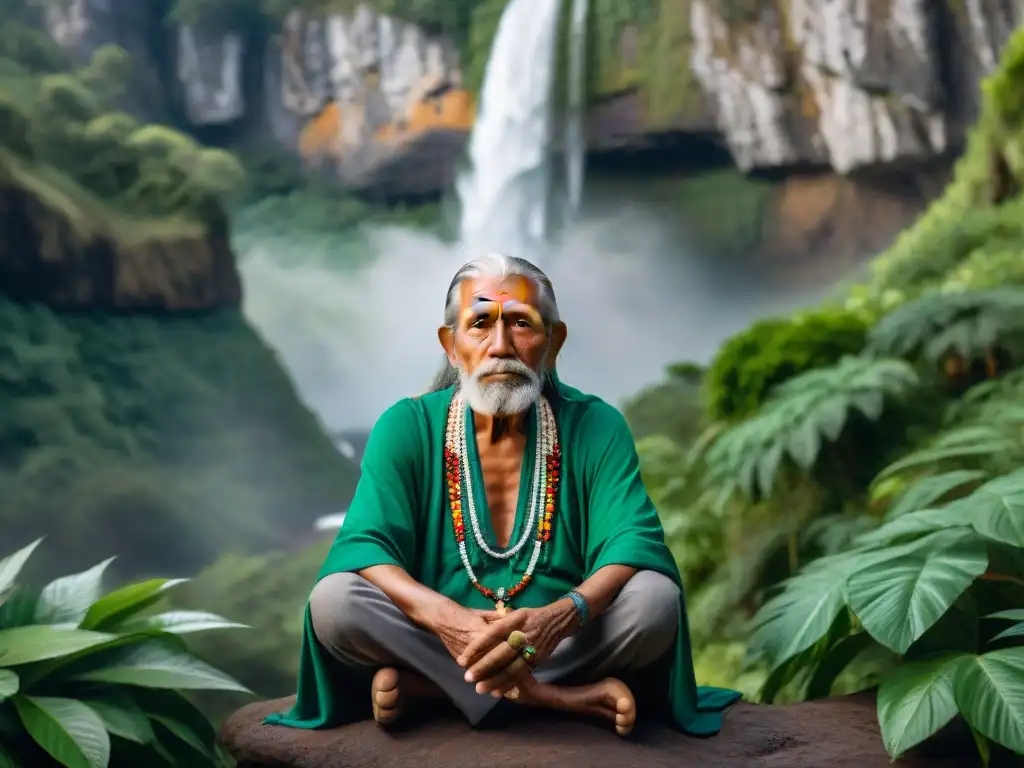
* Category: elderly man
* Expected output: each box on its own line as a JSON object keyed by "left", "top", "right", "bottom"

{"left": 266, "top": 253, "right": 740, "bottom": 736}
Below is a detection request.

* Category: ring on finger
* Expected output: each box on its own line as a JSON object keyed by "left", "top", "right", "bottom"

{"left": 519, "top": 644, "right": 537, "bottom": 670}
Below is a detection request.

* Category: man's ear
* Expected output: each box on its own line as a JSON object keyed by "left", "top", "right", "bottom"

{"left": 438, "top": 326, "right": 457, "bottom": 365}
{"left": 548, "top": 322, "right": 568, "bottom": 361}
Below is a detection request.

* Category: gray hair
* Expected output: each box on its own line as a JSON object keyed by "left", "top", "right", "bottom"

{"left": 427, "top": 253, "right": 561, "bottom": 394}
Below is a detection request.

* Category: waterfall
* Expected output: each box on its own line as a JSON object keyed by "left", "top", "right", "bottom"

{"left": 240, "top": 0, "right": 847, "bottom": 454}
{"left": 565, "top": 0, "right": 589, "bottom": 213}
{"left": 455, "top": 0, "right": 566, "bottom": 259}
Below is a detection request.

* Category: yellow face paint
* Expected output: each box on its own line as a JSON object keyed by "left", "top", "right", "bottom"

{"left": 464, "top": 297, "right": 543, "bottom": 331}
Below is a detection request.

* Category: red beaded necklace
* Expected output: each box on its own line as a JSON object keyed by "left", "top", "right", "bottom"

{"left": 444, "top": 396, "right": 562, "bottom": 611}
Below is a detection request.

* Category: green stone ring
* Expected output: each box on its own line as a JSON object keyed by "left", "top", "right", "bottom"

{"left": 520, "top": 644, "right": 537, "bottom": 668}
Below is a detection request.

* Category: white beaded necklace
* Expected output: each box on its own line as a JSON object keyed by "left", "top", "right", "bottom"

{"left": 444, "top": 394, "right": 560, "bottom": 607}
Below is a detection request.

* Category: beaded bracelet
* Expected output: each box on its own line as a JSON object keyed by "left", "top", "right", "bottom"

{"left": 563, "top": 589, "right": 589, "bottom": 626}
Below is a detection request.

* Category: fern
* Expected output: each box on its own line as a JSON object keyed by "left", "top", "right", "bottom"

{"left": 867, "top": 287, "right": 1024, "bottom": 362}
{"left": 874, "top": 372, "right": 1024, "bottom": 485}
{"left": 701, "top": 357, "right": 918, "bottom": 502}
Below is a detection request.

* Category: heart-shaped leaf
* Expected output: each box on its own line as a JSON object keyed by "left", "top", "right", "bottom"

{"left": 848, "top": 531, "right": 988, "bottom": 654}
{"left": 953, "top": 647, "right": 1024, "bottom": 754}
{"left": 877, "top": 653, "right": 968, "bottom": 759}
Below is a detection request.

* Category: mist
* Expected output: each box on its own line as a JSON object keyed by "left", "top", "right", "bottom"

{"left": 238, "top": 195, "right": 862, "bottom": 432}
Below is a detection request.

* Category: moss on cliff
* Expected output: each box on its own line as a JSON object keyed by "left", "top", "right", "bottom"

{"left": 0, "top": 1, "right": 359, "bottom": 583}
{"left": 585, "top": 0, "right": 705, "bottom": 128}
{"left": 1, "top": 295, "right": 358, "bottom": 583}
{"left": 847, "top": 28, "right": 1024, "bottom": 316}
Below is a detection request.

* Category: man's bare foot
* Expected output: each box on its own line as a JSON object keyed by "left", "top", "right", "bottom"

{"left": 370, "top": 667, "right": 444, "bottom": 727}
{"left": 371, "top": 667, "right": 404, "bottom": 726}
{"left": 515, "top": 677, "right": 637, "bottom": 736}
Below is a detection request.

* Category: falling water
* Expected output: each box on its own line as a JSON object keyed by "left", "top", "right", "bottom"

{"left": 455, "top": 0, "right": 565, "bottom": 258}
{"left": 565, "top": 0, "right": 589, "bottom": 213}
{"left": 239, "top": 1, "right": 851, "bottom": 439}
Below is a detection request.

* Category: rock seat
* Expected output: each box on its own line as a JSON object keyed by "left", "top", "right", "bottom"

{"left": 218, "top": 692, "right": 981, "bottom": 768}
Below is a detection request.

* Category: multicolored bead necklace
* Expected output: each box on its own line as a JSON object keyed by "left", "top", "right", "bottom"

{"left": 443, "top": 394, "right": 561, "bottom": 611}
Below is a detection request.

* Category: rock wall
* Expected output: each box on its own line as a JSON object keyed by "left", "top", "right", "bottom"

{"left": 36, "top": 1, "right": 1024, "bottom": 192}
{"left": 0, "top": 165, "right": 240, "bottom": 310}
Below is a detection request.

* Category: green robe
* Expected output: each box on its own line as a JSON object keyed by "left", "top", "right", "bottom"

{"left": 265, "top": 377, "right": 741, "bottom": 734}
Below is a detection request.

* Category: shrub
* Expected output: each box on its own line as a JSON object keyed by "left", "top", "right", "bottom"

{"left": 0, "top": 93, "right": 33, "bottom": 158}
{"left": 703, "top": 308, "right": 870, "bottom": 422}
{"left": 0, "top": 539, "right": 249, "bottom": 767}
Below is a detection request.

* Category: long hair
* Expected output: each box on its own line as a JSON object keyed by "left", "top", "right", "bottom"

{"left": 426, "top": 252, "right": 562, "bottom": 395}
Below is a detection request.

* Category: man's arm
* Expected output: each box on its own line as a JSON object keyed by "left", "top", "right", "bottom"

{"left": 359, "top": 564, "right": 463, "bottom": 631}
{"left": 545, "top": 564, "right": 638, "bottom": 634}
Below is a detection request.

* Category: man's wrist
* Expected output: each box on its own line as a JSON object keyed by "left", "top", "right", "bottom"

{"left": 547, "top": 596, "right": 583, "bottom": 637}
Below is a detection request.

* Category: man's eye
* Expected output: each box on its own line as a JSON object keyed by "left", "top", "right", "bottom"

{"left": 514, "top": 319, "right": 532, "bottom": 328}
{"left": 471, "top": 318, "right": 488, "bottom": 328}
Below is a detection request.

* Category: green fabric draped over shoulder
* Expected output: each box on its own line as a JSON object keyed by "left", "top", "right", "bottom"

{"left": 264, "top": 376, "right": 741, "bottom": 734}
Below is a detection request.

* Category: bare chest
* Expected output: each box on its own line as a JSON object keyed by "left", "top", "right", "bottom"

{"left": 475, "top": 440, "right": 525, "bottom": 548}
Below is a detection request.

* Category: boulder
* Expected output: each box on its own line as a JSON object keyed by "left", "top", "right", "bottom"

{"left": 218, "top": 692, "right": 981, "bottom": 768}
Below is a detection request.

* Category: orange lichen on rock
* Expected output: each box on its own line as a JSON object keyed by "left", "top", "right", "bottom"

{"left": 376, "top": 88, "right": 476, "bottom": 143}
{"left": 299, "top": 102, "right": 343, "bottom": 159}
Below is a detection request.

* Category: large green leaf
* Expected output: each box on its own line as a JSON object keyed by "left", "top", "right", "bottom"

{"left": 35, "top": 558, "right": 115, "bottom": 627}
{"left": 70, "top": 639, "right": 249, "bottom": 692}
{"left": 83, "top": 696, "right": 155, "bottom": 744}
{"left": 12, "top": 695, "right": 110, "bottom": 768}
{"left": 117, "top": 610, "right": 247, "bottom": 636}
{"left": 0, "top": 626, "right": 115, "bottom": 667}
{"left": 884, "top": 470, "right": 987, "bottom": 521}
{"left": 847, "top": 531, "right": 988, "bottom": 654}
{"left": 0, "top": 540, "right": 42, "bottom": 609}
{"left": 877, "top": 653, "right": 968, "bottom": 759}
{"left": 854, "top": 507, "right": 967, "bottom": 546}
{"left": 955, "top": 471, "right": 1024, "bottom": 547}
{"left": 0, "top": 669, "right": 17, "bottom": 702}
{"left": 749, "top": 561, "right": 855, "bottom": 666}
{"left": 80, "top": 578, "right": 188, "bottom": 631}
{"left": 953, "top": 647, "right": 1024, "bottom": 754}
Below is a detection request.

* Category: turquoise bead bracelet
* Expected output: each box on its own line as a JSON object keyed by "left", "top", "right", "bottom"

{"left": 563, "top": 589, "right": 589, "bottom": 625}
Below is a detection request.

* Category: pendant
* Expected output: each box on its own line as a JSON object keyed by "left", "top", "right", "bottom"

{"left": 495, "top": 600, "right": 509, "bottom": 615}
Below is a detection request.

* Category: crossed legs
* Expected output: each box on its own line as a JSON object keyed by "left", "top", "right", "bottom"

{"left": 308, "top": 571, "right": 680, "bottom": 733}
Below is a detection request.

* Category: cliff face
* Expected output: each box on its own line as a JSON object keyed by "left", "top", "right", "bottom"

{"left": 0, "top": 163, "right": 240, "bottom": 310}
{"left": 40, "top": 1, "right": 1024, "bottom": 198}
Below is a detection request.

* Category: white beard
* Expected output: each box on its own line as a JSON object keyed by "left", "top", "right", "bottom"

{"left": 458, "top": 357, "right": 544, "bottom": 416}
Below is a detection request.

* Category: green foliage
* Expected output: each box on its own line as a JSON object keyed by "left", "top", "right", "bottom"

{"left": 748, "top": 466, "right": 1024, "bottom": 759}
{"left": 701, "top": 356, "right": 919, "bottom": 503}
{"left": 692, "top": 289, "right": 1024, "bottom": 761}
{"left": 631, "top": 28, "right": 1024, "bottom": 763}
{"left": 867, "top": 287, "right": 1024, "bottom": 364}
{"left": 0, "top": 22, "right": 244, "bottom": 225}
{"left": 166, "top": 541, "right": 330, "bottom": 724}
{"left": 0, "top": 298, "right": 358, "bottom": 584}
{"left": 674, "top": 167, "right": 776, "bottom": 256}
{"left": 0, "top": 539, "right": 248, "bottom": 767}
{"left": 703, "top": 308, "right": 870, "bottom": 421}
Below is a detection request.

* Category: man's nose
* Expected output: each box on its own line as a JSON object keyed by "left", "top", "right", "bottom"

{"left": 488, "top": 321, "right": 515, "bottom": 357}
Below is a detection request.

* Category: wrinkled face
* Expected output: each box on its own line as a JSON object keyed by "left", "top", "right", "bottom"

{"left": 439, "top": 275, "right": 565, "bottom": 415}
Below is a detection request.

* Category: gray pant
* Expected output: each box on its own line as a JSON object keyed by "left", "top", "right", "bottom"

{"left": 308, "top": 570, "right": 680, "bottom": 726}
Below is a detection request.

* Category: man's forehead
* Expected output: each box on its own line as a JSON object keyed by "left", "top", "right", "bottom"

{"left": 458, "top": 275, "right": 538, "bottom": 306}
